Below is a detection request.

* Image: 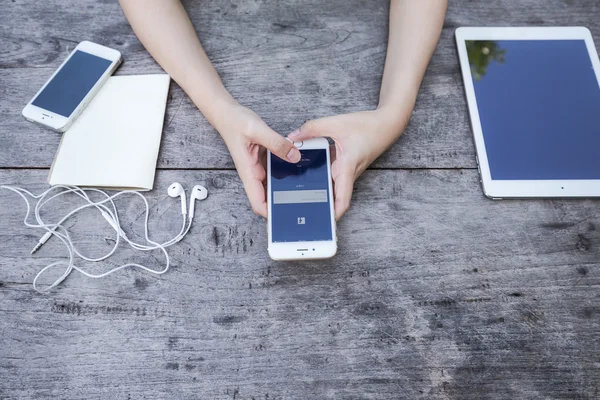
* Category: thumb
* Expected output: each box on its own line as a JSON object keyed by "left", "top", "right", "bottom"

{"left": 254, "top": 126, "right": 300, "bottom": 163}
{"left": 287, "top": 118, "right": 332, "bottom": 142}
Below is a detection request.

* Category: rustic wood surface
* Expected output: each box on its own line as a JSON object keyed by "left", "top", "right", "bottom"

{"left": 1, "top": 0, "right": 599, "bottom": 399}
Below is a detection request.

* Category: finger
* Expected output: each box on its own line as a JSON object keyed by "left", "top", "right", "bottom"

{"left": 288, "top": 117, "right": 335, "bottom": 141}
{"left": 240, "top": 173, "right": 268, "bottom": 218}
{"left": 258, "top": 146, "right": 268, "bottom": 171}
{"left": 332, "top": 167, "right": 354, "bottom": 221}
{"left": 329, "top": 142, "right": 337, "bottom": 164}
{"left": 252, "top": 125, "right": 300, "bottom": 163}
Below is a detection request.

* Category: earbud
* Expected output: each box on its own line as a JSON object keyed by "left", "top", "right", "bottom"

{"left": 168, "top": 182, "right": 186, "bottom": 215}
{"left": 188, "top": 185, "right": 208, "bottom": 219}
{"left": 2, "top": 183, "right": 211, "bottom": 293}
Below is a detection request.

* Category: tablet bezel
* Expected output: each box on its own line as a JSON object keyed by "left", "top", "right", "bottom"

{"left": 455, "top": 26, "right": 600, "bottom": 198}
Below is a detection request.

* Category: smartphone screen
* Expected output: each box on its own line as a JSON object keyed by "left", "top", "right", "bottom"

{"left": 31, "top": 50, "right": 113, "bottom": 118}
{"left": 270, "top": 149, "right": 333, "bottom": 243}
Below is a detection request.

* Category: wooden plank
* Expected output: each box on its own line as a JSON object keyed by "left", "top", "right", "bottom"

{"left": 1, "top": 169, "right": 599, "bottom": 398}
{"left": 3, "top": 0, "right": 599, "bottom": 169}
{"left": 0, "top": 64, "right": 471, "bottom": 170}
{"left": 2, "top": 0, "right": 600, "bottom": 70}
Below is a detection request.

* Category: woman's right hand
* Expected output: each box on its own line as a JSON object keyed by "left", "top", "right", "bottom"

{"left": 215, "top": 102, "right": 301, "bottom": 218}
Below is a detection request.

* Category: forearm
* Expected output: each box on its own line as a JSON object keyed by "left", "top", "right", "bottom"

{"left": 377, "top": 0, "right": 447, "bottom": 136}
{"left": 119, "top": 0, "right": 235, "bottom": 132}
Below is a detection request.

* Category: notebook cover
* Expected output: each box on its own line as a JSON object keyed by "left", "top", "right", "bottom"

{"left": 48, "top": 74, "right": 170, "bottom": 191}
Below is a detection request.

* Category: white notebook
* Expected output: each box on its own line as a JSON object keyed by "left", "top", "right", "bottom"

{"left": 48, "top": 74, "right": 170, "bottom": 191}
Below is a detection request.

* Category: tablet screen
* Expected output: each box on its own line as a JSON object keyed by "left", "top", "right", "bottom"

{"left": 467, "top": 40, "right": 600, "bottom": 180}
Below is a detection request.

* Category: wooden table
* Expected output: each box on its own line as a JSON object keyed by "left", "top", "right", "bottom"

{"left": 1, "top": 1, "right": 599, "bottom": 398}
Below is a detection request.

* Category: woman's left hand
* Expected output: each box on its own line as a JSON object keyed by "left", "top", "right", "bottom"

{"left": 288, "top": 108, "right": 409, "bottom": 220}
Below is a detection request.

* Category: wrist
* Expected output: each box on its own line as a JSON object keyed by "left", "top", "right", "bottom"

{"left": 186, "top": 82, "right": 239, "bottom": 137}
{"left": 206, "top": 96, "right": 240, "bottom": 139}
{"left": 357, "top": 104, "right": 413, "bottom": 168}
{"left": 374, "top": 102, "right": 413, "bottom": 139}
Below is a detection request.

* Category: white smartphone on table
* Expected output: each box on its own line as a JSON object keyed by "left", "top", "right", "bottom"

{"left": 267, "top": 137, "right": 337, "bottom": 260}
{"left": 22, "top": 41, "right": 121, "bottom": 132}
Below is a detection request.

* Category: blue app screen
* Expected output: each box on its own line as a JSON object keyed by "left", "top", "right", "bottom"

{"left": 32, "top": 50, "right": 112, "bottom": 118}
{"left": 270, "top": 149, "right": 333, "bottom": 243}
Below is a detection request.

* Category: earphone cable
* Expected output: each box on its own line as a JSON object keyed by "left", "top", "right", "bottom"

{"left": 0, "top": 185, "right": 192, "bottom": 293}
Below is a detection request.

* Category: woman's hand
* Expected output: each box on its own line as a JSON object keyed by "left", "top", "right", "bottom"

{"left": 216, "top": 102, "right": 301, "bottom": 218}
{"left": 121, "top": 0, "right": 445, "bottom": 220}
{"left": 288, "top": 107, "right": 409, "bottom": 220}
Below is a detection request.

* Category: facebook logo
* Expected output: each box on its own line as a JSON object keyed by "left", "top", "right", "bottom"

{"left": 297, "top": 217, "right": 305, "bottom": 225}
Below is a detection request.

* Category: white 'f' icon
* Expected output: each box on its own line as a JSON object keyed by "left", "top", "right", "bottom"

{"left": 297, "top": 217, "right": 305, "bottom": 225}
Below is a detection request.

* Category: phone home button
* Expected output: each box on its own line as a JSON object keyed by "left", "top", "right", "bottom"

{"left": 293, "top": 141, "right": 303, "bottom": 148}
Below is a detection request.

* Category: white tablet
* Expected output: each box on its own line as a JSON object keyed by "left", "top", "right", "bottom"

{"left": 456, "top": 27, "right": 600, "bottom": 198}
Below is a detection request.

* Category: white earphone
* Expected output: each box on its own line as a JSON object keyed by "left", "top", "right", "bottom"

{"left": 0, "top": 183, "right": 208, "bottom": 293}
{"left": 167, "top": 182, "right": 207, "bottom": 219}
{"left": 189, "top": 185, "right": 208, "bottom": 219}
{"left": 168, "top": 182, "right": 187, "bottom": 215}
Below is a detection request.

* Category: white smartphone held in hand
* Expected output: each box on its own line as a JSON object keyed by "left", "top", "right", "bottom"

{"left": 267, "top": 137, "right": 337, "bottom": 260}
{"left": 22, "top": 41, "right": 121, "bottom": 132}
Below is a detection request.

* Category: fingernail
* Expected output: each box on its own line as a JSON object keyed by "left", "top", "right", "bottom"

{"left": 287, "top": 148, "right": 300, "bottom": 162}
{"left": 288, "top": 129, "right": 300, "bottom": 139}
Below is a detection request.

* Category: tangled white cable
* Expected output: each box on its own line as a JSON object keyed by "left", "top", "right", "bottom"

{"left": 0, "top": 183, "right": 208, "bottom": 293}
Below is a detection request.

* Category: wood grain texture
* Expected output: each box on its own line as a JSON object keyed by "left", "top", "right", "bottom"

{"left": 2, "top": 0, "right": 600, "bottom": 398}
{"left": 1, "top": 169, "right": 599, "bottom": 399}
{"left": 1, "top": 0, "right": 599, "bottom": 169}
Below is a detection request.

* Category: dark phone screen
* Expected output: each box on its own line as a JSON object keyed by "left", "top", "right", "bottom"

{"left": 32, "top": 50, "right": 112, "bottom": 117}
